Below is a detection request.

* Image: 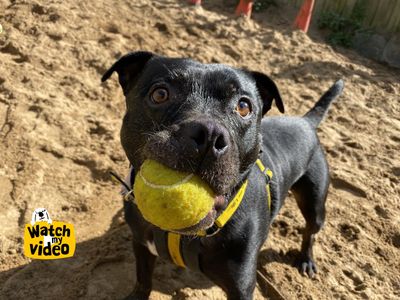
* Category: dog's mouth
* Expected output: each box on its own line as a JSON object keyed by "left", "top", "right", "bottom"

{"left": 171, "top": 195, "right": 226, "bottom": 236}
{"left": 139, "top": 127, "right": 241, "bottom": 196}
{"left": 129, "top": 126, "right": 242, "bottom": 235}
{"left": 126, "top": 157, "right": 232, "bottom": 236}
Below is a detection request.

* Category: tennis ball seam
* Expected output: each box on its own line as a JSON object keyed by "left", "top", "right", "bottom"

{"left": 139, "top": 169, "right": 194, "bottom": 189}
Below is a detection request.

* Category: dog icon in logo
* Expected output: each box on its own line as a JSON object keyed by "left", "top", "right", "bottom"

{"left": 31, "top": 208, "right": 52, "bottom": 225}
{"left": 31, "top": 208, "right": 53, "bottom": 246}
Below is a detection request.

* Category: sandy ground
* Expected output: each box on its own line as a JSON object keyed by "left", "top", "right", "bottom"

{"left": 0, "top": 0, "right": 399, "bottom": 299}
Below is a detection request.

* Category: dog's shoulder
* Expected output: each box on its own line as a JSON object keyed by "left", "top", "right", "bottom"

{"left": 261, "top": 116, "right": 316, "bottom": 140}
{"left": 260, "top": 116, "right": 320, "bottom": 169}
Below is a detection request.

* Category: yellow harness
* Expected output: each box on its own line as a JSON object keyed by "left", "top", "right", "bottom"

{"left": 112, "top": 158, "right": 273, "bottom": 270}
{"left": 166, "top": 158, "right": 272, "bottom": 268}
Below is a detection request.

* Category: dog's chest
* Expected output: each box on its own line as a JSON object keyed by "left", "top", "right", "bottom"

{"left": 145, "top": 239, "right": 158, "bottom": 256}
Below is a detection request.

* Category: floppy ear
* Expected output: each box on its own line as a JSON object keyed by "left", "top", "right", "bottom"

{"left": 250, "top": 71, "right": 284, "bottom": 115}
{"left": 101, "top": 51, "right": 155, "bottom": 95}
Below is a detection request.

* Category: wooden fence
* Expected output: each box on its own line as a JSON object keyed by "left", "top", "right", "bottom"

{"left": 280, "top": 0, "right": 400, "bottom": 33}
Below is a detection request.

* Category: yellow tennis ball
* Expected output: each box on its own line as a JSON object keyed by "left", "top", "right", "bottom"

{"left": 133, "top": 159, "right": 215, "bottom": 231}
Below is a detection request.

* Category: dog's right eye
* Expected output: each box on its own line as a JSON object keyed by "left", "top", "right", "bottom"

{"left": 150, "top": 87, "right": 169, "bottom": 104}
{"left": 235, "top": 98, "right": 252, "bottom": 118}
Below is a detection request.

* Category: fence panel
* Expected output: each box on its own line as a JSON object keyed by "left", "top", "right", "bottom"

{"left": 281, "top": 0, "right": 400, "bottom": 33}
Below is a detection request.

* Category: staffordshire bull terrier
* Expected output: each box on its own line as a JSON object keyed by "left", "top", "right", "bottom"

{"left": 102, "top": 51, "right": 344, "bottom": 299}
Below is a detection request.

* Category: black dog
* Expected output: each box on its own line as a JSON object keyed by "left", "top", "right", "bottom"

{"left": 102, "top": 51, "right": 344, "bottom": 300}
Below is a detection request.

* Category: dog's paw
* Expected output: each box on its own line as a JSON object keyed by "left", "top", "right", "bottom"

{"left": 299, "top": 258, "right": 317, "bottom": 278}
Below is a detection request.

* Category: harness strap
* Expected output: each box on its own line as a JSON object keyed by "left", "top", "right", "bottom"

{"left": 197, "top": 158, "right": 271, "bottom": 237}
{"left": 154, "top": 228, "right": 201, "bottom": 269}
{"left": 167, "top": 232, "right": 185, "bottom": 267}
{"left": 255, "top": 159, "right": 273, "bottom": 211}
{"left": 196, "top": 179, "right": 248, "bottom": 237}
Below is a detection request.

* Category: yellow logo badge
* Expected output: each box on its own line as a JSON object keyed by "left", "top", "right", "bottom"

{"left": 24, "top": 208, "right": 75, "bottom": 259}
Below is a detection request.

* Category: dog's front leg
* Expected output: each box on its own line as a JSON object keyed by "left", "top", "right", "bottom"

{"left": 226, "top": 267, "right": 257, "bottom": 300}
{"left": 124, "top": 241, "right": 156, "bottom": 300}
{"left": 203, "top": 249, "right": 258, "bottom": 300}
{"left": 220, "top": 260, "right": 258, "bottom": 300}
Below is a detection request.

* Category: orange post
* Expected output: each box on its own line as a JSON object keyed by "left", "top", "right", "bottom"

{"left": 235, "top": 0, "right": 254, "bottom": 18}
{"left": 293, "top": 0, "right": 315, "bottom": 33}
{"left": 188, "top": 0, "right": 201, "bottom": 5}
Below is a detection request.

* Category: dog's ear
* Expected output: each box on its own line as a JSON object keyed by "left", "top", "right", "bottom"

{"left": 250, "top": 71, "right": 284, "bottom": 115}
{"left": 101, "top": 51, "right": 155, "bottom": 95}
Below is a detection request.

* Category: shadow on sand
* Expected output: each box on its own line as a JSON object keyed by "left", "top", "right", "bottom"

{"left": 0, "top": 206, "right": 298, "bottom": 299}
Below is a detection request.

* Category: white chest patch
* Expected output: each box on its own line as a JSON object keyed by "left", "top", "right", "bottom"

{"left": 145, "top": 240, "right": 158, "bottom": 256}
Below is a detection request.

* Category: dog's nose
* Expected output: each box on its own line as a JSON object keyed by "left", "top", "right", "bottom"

{"left": 38, "top": 212, "right": 44, "bottom": 217}
{"left": 182, "top": 120, "right": 229, "bottom": 158}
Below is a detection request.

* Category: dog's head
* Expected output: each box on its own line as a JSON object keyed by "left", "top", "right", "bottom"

{"left": 103, "top": 51, "right": 283, "bottom": 233}
{"left": 31, "top": 208, "right": 52, "bottom": 225}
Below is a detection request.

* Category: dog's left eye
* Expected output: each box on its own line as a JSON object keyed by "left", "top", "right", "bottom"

{"left": 150, "top": 87, "right": 169, "bottom": 104}
{"left": 235, "top": 98, "right": 252, "bottom": 118}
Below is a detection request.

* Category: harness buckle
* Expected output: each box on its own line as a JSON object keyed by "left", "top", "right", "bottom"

{"left": 204, "top": 224, "right": 221, "bottom": 237}
{"left": 123, "top": 190, "right": 135, "bottom": 202}
{"left": 263, "top": 169, "right": 272, "bottom": 184}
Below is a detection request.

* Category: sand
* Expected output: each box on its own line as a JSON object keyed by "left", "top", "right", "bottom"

{"left": 0, "top": 0, "right": 399, "bottom": 299}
